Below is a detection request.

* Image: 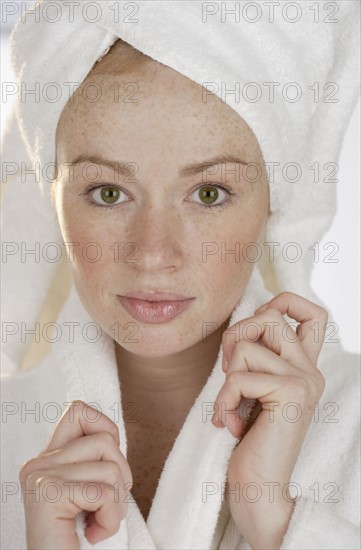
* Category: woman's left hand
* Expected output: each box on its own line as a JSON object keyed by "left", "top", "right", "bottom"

{"left": 211, "top": 292, "right": 328, "bottom": 550}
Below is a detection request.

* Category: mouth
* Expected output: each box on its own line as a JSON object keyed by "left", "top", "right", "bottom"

{"left": 116, "top": 295, "right": 196, "bottom": 324}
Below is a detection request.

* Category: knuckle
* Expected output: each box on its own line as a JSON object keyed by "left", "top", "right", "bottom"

{"left": 80, "top": 481, "right": 104, "bottom": 503}
{"left": 19, "top": 457, "right": 41, "bottom": 482}
{"left": 279, "top": 291, "right": 295, "bottom": 300}
{"left": 97, "top": 430, "right": 117, "bottom": 447}
{"left": 70, "top": 399, "right": 86, "bottom": 410}
{"left": 109, "top": 423, "right": 120, "bottom": 441}
{"left": 107, "top": 461, "right": 122, "bottom": 483}
{"left": 67, "top": 399, "right": 87, "bottom": 420}
{"left": 265, "top": 307, "right": 283, "bottom": 323}
{"left": 227, "top": 370, "right": 244, "bottom": 384}
{"left": 318, "top": 306, "right": 329, "bottom": 321}
{"left": 287, "top": 376, "right": 308, "bottom": 401}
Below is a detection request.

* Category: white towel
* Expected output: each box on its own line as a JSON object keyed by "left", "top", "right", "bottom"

{"left": 1, "top": 1, "right": 360, "bottom": 549}
{"left": 2, "top": 0, "right": 360, "bottom": 365}
{"left": 57, "top": 265, "right": 273, "bottom": 549}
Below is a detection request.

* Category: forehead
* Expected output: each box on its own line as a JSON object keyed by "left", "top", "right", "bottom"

{"left": 56, "top": 61, "right": 259, "bottom": 165}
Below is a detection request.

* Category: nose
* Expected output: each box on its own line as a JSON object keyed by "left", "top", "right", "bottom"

{"left": 128, "top": 204, "right": 184, "bottom": 273}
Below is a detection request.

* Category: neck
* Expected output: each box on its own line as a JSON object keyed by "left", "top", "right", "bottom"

{"left": 114, "top": 322, "right": 227, "bottom": 412}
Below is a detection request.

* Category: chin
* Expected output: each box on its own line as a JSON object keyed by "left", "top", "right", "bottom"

{"left": 113, "top": 324, "right": 201, "bottom": 358}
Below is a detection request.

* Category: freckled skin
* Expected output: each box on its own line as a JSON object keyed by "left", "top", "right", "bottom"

{"left": 125, "top": 412, "right": 185, "bottom": 520}
{"left": 55, "top": 59, "right": 270, "bottom": 360}
{"left": 54, "top": 50, "right": 271, "bottom": 523}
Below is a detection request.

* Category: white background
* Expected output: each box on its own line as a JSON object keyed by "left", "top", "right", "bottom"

{"left": 1, "top": 5, "right": 360, "bottom": 354}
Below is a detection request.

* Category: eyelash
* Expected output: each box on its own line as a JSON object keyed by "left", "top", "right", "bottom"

{"left": 78, "top": 183, "right": 236, "bottom": 211}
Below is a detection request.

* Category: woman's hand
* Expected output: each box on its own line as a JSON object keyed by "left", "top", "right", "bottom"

{"left": 19, "top": 400, "right": 132, "bottom": 549}
{"left": 211, "top": 292, "right": 328, "bottom": 550}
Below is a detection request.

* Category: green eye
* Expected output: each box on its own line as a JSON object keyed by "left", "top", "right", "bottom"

{"left": 198, "top": 185, "right": 219, "bottom": 205}
{"left": 100, "top": 187, "right": 120, "bottom": 204}
{"left": 81, "top": 182, "right": 234, "bottom": 211}
{"left": 189, "top": 184, "right": 233, "bottom": 210}
{"left": 86, "top": 185, "right": 127, "bottom": 207}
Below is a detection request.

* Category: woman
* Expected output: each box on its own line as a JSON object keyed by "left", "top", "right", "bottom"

{"left": 1, "top": 1, "right": 360, "bottom": 549}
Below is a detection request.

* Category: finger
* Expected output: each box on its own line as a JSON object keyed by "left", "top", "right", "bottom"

{"left": 223, "top": 340, "right": 302, "bottom": 377}
{"left": 213, "top": 371, "right": 315, "bottom": 437}
{"left": 219, "top": 340, "right": 303, "bottom": 430}
{"left": 19, "top": 432, "right": 132, "bottom": 486}
{"left": 222, "top": 308, "right": 312, "bottom": 373}
{"left": 21, "top": 461, "right": 126, "bottom": 488}
{"left": 42, "top": 401, "right": 120, "bottom": 452}
{"left": 255, "top": 291, "right": 328, "bottom": 365}
{"left": 23, "top": 474, "right": 124, "bottom": 545}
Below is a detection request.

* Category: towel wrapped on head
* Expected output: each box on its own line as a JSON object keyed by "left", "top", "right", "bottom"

{"left": 1, "top": 2, "right": 360, "bottom": 549}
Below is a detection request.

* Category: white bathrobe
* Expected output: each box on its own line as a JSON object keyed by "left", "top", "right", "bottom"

{"left": 1, "top": 1, "right": 360, "bottom": 548}
{"left": 1, "top": 271, "right": 361, "bottom": 550}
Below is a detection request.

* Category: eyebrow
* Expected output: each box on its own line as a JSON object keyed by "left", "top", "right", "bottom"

{"left": 68, "top": 153, "right": 249, "bottom": 178}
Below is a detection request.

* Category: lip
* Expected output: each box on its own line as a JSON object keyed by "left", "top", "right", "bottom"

{"left": 117, "top": 295, "right": 196, "bottom": 324}
{"left": 120, "top": 290, "right": 194, "bottom": 302}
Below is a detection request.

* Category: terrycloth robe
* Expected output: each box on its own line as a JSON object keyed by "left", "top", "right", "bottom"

{"left": 1, "top": 1, "right": 360, "bottom": 548}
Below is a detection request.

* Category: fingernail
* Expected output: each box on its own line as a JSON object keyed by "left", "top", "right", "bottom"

{"left": 222, "top": 353, "right": 229, "bottom": 371}
{"left": 211, "top": 412, "right": 225, "bottom": 427}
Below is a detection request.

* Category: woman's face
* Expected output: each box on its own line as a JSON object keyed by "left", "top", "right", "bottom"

{"left": 54, "top": 56, "right": 270, "bottom": 357}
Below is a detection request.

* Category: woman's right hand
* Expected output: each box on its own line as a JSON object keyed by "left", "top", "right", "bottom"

{"left": 19, "top": 400, "right": 132, "bottom": 549}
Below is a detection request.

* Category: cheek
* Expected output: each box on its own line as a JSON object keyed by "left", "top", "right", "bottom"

{"left": 194, "top": 211, "right": 264, "bottom": 305}
{"left": 57, "top": 202, "right": 125, "bottom": 282}
{"left": 198, "top": 214, "right": 263, "bottom": 270}
{"left": 200, "top": 236, "right": 255, "bottom": 290}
